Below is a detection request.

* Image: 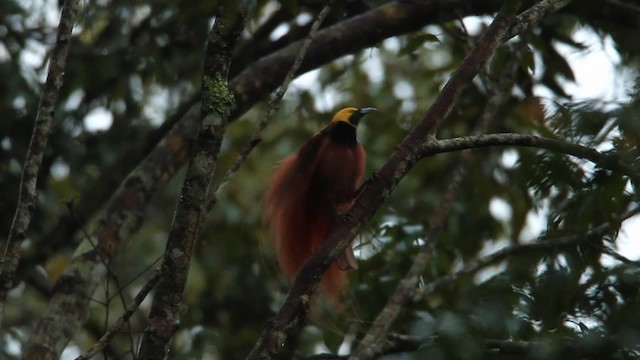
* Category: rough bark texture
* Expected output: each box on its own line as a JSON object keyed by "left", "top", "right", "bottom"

{"left": 0, "top": 0, "right": 79, "bottom": 326}
{"left": 136, "top": 3, "right": 249, "bottom": 359}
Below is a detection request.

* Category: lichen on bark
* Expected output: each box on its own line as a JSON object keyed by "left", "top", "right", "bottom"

{"left": 202, "top": 74, "right": 234, "bottom": 118}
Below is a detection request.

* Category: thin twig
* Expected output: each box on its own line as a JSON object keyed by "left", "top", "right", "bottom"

{"left": 214, "top": 1, "right": 333, "bottom": 198}
{"left": 66, "top": 201, "right": 138, "bottom": 355}
{"left": 597, "top": 243, "right": 640, "bottom": 267}
{"left": 75, "top": 269, "right": 162, "bottom": 360}
{"left": 49, "top": 203, "right": 163, "bottom": 358}
{"left": 0, "top": 0, "right": 80, "bottom": 325}
{"left": 107, "top": 255, "right": 164, "bottom": 303}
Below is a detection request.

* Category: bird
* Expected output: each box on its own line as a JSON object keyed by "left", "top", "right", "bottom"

{"left": 264, "top": 107, "right": 375, "bottom": 302}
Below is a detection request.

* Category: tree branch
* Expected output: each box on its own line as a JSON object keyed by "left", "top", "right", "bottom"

{"left": 421, "top": 133, "right": 640, "bottom": 181}
{"left": 597, "top": 243, "right": 640, "bottom": 267}
{"left": 230, "top": 3, "right": 345, "bottom": 78}
{"left": 505, "top": 0, "right": 572, "bottom": 40}
{"left": 246, "top": 2, "right": 522, "bottom": 359}
{"left": 349, "top": 29, "right": 531, "bottom": 360}
{"left": 0, "top": 0, "right": 79, "bottom": 326}
{"left": 228, "top": 0, "right": 500, "bottom": 115}
{"left": 136, "top": 3, "right": 250, "bottom": 359}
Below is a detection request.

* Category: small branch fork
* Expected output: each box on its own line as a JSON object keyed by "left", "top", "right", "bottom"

{"left": 75, "top": 269, "right": 162, "bottom": 360}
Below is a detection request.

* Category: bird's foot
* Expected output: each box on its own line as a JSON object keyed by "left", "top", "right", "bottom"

{"left": 338, "top": 212, "right": 353, "bottom": 223}
{"left": 337, "top": 246, "right": 358, "bottom": 271}
{"left": 355, "top": 170, "right": 380, "bottom": 199}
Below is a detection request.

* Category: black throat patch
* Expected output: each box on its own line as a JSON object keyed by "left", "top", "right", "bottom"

{"left": 329, "top": 121, "right": 357, "bottom": 147}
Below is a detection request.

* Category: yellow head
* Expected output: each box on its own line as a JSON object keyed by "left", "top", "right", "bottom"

{"left": 331, "top": 107, "right": 376, "bottom": 127}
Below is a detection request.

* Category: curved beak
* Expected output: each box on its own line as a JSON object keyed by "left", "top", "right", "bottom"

{"left": 358, "top": 107, "right": 377, "bottom": 115}
{"left": 349, "top": 107, "right": 376, "bottom": 127}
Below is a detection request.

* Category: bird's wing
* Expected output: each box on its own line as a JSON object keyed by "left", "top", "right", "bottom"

{"left": 294, "top": 125, "right": 332, "bottom": 176}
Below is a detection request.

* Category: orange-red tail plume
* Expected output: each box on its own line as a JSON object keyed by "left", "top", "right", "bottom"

{"left": 264, "top": 155, "right": 349, "bottom": 301}
{"left": 264, "top": 107, "right": 371, "bottom": 302}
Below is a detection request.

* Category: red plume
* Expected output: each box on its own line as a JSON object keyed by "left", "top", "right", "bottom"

{"left": 264, "top": 118, "right": 366, "bottom": 302}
